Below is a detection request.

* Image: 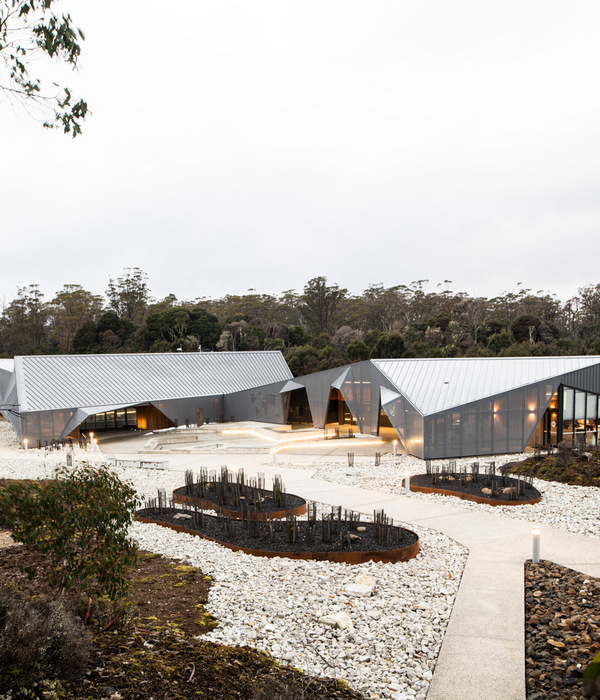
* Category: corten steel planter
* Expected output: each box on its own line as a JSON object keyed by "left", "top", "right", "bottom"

{"left": 136, "top": 515, "right": 419, "bottom": 564}
{"left": 403, "top": 480, "right": 542, "bottom": 507}
{"left": 173, "top": 487, "right": 307, "bottom": 522}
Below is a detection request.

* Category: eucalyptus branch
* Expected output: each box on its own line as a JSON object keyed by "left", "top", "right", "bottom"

{"left": 0, "top": 0, "right": 88, "bottom": 135}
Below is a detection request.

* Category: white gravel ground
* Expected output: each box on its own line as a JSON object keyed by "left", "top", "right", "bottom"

{"left": 2, "top": 419, "right": 598, "bottom": 698}
{"left": 0, "top": 422, "right": 467, "bottom": 700}
{"left": 132, "top": 522, "right": 464, "bottom": 700}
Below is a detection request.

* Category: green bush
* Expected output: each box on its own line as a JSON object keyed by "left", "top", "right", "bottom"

{"left": 0, "top": 464, "right": 139, "bottom": 600}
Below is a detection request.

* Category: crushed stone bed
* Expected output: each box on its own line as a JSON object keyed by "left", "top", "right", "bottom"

{"left": 131, "top": 521, "right": 465, "bottom": 700}
{"left": 0, "top": 431, "right": 465, "bottom": 700}
{"left": 525, "top": 560, "right": 600, "bottom": 700}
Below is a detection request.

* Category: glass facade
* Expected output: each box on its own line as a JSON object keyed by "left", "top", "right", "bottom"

{"left": 80, "top": 407, "right": 138, "bottom": 432}
{"left": 560, "top": 386, "right": 600, "bottom": 446}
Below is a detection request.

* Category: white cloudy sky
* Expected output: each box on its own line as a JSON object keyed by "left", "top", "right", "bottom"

{"left": 1, "top": 0, "right": 599, "bottom": 306}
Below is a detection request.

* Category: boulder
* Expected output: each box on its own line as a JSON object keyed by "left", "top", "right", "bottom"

{"left": 345, "top": 583, "right": 374, "bottom": 597}
{"left": 318, "top": 612, "right": 352, "bottom": 629}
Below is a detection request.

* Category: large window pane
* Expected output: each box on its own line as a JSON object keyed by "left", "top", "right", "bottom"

{"left": 586, "top": 394, "right": 598, "bottom": 421}
{"left": 574, "top": 391, "right": 586, "bottom": 420}
{"left": 563, "top": 388, "right": 574, "bottom": 421}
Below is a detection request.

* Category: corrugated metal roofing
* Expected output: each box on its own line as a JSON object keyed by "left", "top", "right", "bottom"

{"left": 372, "top": 356, "right": 600, "bottom": 415}
{"left": 15, "top": 352, "right": 293, "bottom": 413}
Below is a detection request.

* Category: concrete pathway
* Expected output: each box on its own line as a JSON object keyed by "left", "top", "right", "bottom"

{"left": 101, "top": 439, "right": 600, "bottom": 700}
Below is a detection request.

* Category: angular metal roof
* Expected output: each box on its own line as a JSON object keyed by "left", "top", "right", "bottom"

{"left": 372, "top": 356, "right": 600, "bottom": 415}
{"left": 14, "top": 352, "right": 293, "bottom": 413}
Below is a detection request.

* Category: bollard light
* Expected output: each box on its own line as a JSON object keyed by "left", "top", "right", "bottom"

{"left": 532, "top": 528, "right": 540, "bottom": 563}
{"left": 393, "top": 440, "right": 398, "bottom": 457}
{"left": 23, "top": 438, "right": 28, "bottom": 452}
{"left": 405, "top": 472, "right": 411, "bottom": 496}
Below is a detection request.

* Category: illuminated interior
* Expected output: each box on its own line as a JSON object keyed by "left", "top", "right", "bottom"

{"left": 325, "top": 388, "right": 356, "bottom": 427}
{"left": 79, "top": 404, "right": 174, "bottom": 433}
{"left": 559, "top": 386, "right": 600, "bottom": 447}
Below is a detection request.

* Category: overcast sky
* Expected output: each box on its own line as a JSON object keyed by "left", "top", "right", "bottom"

{"left": 1, "top": 1, "right": 599, "bottom": 307}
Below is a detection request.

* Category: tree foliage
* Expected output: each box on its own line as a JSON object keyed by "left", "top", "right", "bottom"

{"left": 0, "top": 0, "right": 88, "bottom": 135}
{"left": 48, "top": 284, "right": 103, "bottom": 353}
{"left": 106, "top": 268, "right": 150, "bottom": 325}
{"left": 0, "top": 464, "right": 139, "bottom": 600}
{"left": 2, "top": 270, "right": 600, "bottom": 377}
{"left": 299, "top": 277, "right": 348, "bottom": 335}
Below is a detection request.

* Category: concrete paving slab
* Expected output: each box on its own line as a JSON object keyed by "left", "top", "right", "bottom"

{"left": 427, "top": 634, "right": 525, "bottom": 700}
{"left": 445, "top": 575, "right": 524, "bottom": 641}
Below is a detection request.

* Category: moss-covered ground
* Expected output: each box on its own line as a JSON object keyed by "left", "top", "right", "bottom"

{"left": 510, "top": 450, "right": 600, "bottom": 487}
{"left": 0, "top": 542, "right": 363, "bottom": 700}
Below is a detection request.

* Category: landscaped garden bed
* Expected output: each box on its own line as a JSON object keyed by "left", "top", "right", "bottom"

{"left": 404, "top": 462, "right": 542, "bottom": 506}
{"left": 137, "top": 505, "right": 419, "bottom": 563}
{"left": 172, "top": 467, "right": 307, "bottom": 521}
{"left": 512, "top": 445, "right": 600, "bottom": 487}
{"left": 141, "top": 468, "right": 420, "bottom": 563}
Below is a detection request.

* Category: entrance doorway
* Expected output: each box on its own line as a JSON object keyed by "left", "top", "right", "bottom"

{"left": 325, "top": 388, "right": 356, "bottom": 427}
{"left": 286, "top": 388, "right": 313, "bottom": 426}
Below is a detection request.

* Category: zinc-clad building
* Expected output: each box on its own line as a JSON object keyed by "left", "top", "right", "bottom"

{"left": 3, "top": 353, "right": 600, "bottom": 459}
{"left": 0, "top": 352, "right": 293, "bottom": 446}
{"left": 285, "top": 356, "right": 600, "bottom": 458}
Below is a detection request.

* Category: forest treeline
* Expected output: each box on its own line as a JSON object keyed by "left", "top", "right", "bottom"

{"left": 2, "top": 268, "right": 600, "bottom": 377}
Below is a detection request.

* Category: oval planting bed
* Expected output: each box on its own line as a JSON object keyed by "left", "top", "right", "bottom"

{"left": 404, "top": 474, "right": 542, "bottom": 506}
{"left": 172, "top": 468, "right": 307, "bottom": 522}
{"left": 172, "top": 486, "right": 307, "bottom": 522}
{"left": 137, "top": 508, "right": 419, "bottom": 564}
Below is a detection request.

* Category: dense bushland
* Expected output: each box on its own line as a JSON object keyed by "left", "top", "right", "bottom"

{"left": 3, "top": 268, "right": 600, "bottom": 376}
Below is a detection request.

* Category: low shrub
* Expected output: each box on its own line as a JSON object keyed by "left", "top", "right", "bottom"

{"left": 0, "top": 464, "right": 139, "bottom": 600}
{"left": 0, "top": 592, "right": 92, "bottom": 690}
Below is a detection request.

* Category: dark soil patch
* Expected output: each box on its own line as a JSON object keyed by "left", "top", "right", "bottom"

{"left": 409, "top": 473, "right": 542, "bottom": 503}
{"left": 525, "top": 560, "right": 600, "bottom": 700}
{"left": 0, "top": 541, "right": 213, "bottom": 637}
{"left": 138, "top": 507, "right": 417, "bottom": 555}
{"left": 0, "top": 533, "right": 364, "bottom": 700}
{"left": 512, "top": 455, "right": 600, "bottom": 487}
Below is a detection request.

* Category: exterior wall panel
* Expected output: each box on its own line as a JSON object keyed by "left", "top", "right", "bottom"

{"left": 296, "top": 367, "right": 349, "bottom": 428}
{"left": 562, "top": 365, "right": 600, "bottom": 394}
{"left": 20, "top": 408, "right": 77, "bottom": 446}
{"left": 152, "top": 396, "right": 223, "bottom": 427}
{"left": 340, "top": 363, "right": 381, "bottom": 435}
{"left": 423, "top": 378, "right": 559, "bottom": 459}
{"left": 224, "top": 380, "right": 289, "bottom": 425}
